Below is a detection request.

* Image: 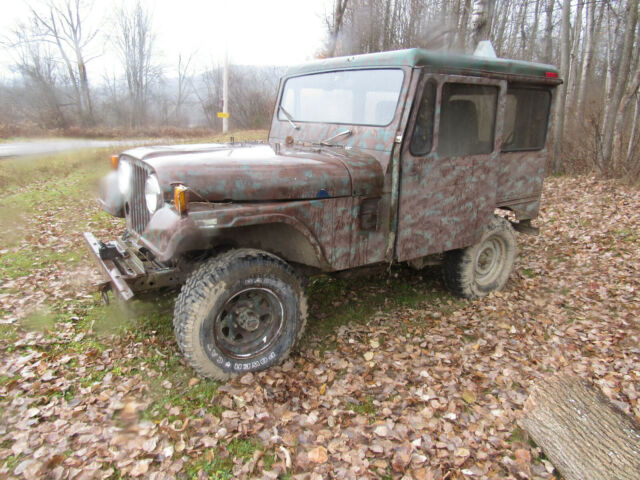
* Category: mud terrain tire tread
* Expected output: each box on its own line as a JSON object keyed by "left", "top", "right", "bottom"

{"left": 173, "top": 249, "right": 307, "bottom": 381}
{"left": 443, "top": 216, "right": 517, "bottom": 299}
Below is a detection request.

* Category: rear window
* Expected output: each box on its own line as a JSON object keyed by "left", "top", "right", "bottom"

{"left": 502, "top": 87, "right": 551, "bottom": 152}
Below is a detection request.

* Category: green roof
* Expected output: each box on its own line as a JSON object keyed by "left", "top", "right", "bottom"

{"left": 285, "top": 48, "right": 560, "bottom": 80}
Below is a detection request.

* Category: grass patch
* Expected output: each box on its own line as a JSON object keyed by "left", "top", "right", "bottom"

{"left": 227, "top": 437, "right": 263, "bottom": 461}
{"left": 348, "top": 394, "right": 377, "bottom": 420}
{"left": 184, "top": 437, "right": 264, "bottom": 479}
{"left": 19, "top": 309, "right": 57, "bottom": 332}
{"left": 0, "top": 248, "right": 84, "bottom": 280}
{"left": 303, "top": 265, "right": 453, "bottom": 348}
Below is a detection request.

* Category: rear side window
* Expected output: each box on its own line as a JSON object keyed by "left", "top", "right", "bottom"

{"left": 438, "top": 83, "right": 498, "bottom": 157}
{"left": 502, "top": 87, "right": 551, "bottom": 151}
{"left": 410, "top": 80, "right": 437, "bottom": 156}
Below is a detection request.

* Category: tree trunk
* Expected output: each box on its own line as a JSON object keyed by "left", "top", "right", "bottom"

{"left": 599, "top": 0, "right": 638, "bottom": 173}
{"left": 551, "top": 0, "right": 570, "bottom": 174}
{"left": 566, "top": 0, "right": 583, "bottom": 115}
{"left": 626, "top": 92, "right": 640, "bottom": 168}
{"left": 612, "top": 67, "right": 640, "bottom": 169}
{"left": 491, "top": 0, "right": 509, "bottom": 56}
{"left": 327, "top": 0, "right": 348, "bottom": 56}
{"left": 575, "top": 0, "right": 598, "bottom": 121}
{"left": 527, "top": 0, "right": 541, "bottom": 61}
{"left": 471, "top": 0, "right": 495, "bottom": 47}
{"left": 543, "top": 0, "right": 555, "bottom": 64}
{"left": 519, "top": 375, "right": 640, "bottom": 480}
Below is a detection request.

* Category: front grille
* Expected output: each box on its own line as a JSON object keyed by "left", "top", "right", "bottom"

{"left": 126, "top": 159, "right": 152, "bottom": 234}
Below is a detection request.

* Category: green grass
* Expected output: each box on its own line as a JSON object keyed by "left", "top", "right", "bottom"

{"left": 184, "top": 438, "right": 264, "bottom": 479}
{"left": 303, "top": 266, "right": 454, "bottom": 351}
{"left": 0, "top": 148, "right": 115, "bottom": 189}
{"left": 0, "top": 248, "right": 84, "bottom": 281}
{"left": 348, "top": 394, "right": 378, "bottom": 421}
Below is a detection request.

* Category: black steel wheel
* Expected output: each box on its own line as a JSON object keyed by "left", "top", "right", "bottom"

{"left": 443, "top": 216, "right": 517, "bottom": 299}
{"left": 173, "top": 249, "right": 307, "bottom": 380}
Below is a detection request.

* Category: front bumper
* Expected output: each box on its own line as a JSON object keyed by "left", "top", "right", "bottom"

{"left": 83, "top": 232, "right": 186, "bottom": 301}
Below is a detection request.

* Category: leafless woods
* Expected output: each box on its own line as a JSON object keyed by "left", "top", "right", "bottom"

{"left": 2, "top": 0, "right": 640, "bottom": 178}
{"left": 325, "top": 0, "right": 640, "bottom": 177}
{"left": 0, "top": 0, "right": 280, "bottom": 135}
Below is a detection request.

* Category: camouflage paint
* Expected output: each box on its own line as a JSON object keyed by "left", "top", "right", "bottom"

{"left": 87, "top": 48, "right": 561, "bottom": 299}
{"left": 395, "top": 74, "right": 507, "bottom": 260}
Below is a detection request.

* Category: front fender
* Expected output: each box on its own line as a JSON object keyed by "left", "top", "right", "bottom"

{"left": 137, "top": 202, "right": 331, "bottom": 268}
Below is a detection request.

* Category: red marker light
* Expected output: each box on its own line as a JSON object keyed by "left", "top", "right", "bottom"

{"left": 545, "top": 71, "right": 559, "bottom": 78}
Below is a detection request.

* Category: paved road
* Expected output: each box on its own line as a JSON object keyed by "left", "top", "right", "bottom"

{"left": 0, "top": 138, "right": 163, "bottom": 158}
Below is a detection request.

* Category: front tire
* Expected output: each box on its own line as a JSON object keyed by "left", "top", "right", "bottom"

{"left": 443, "top": 216, "right": 517, "bottom": 299}
{"left": 173, "top": 249, "right": 307, "bottom": 380}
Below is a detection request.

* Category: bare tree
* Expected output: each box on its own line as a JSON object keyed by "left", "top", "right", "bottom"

{"left": 470, "top": 0, "right": 495, "bottom": 47}
{"left": 113, "top": 0, "right": 160, "bottom": 128}
{"left": 599, "top": 0, "right": 638, "bottom": 173}
{"left": 543, "top": 0, "right": 555, "bottom": 64}
{"left": 173, "top": 53, "right": 195, "bottom": 125}
{"left": 325, "top": 0, "right": 349, "bottom": 57}
{"left": 552, "top": 0, "right": 571, "bottom": 174}
{"left": 3, "top": 20, "right": 68, "bottom": 129}
{"left": 29, "top": 0, "right": 99, "bottom": 125}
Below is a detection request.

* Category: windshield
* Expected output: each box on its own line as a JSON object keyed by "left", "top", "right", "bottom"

{"left": 279, "top": 69, "right": 404, "bottom": 127}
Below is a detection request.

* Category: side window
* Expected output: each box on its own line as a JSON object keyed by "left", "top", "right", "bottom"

{"left": 410, "top": 80, "right": 437, "bottom": 156}
{"left": 439, "top": 83, "right": 498, "bottom": 157}
{"left": 502, "top": 87, "right": 551, "bottom": 151}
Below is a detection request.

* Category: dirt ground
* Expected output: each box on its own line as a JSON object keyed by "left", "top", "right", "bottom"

{"left": 0, "top": 170, "right": 638, "bottom": 479}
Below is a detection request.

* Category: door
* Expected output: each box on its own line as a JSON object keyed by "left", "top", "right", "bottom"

{"left": 395, "top": 74, "right": 505, "bottom": 261}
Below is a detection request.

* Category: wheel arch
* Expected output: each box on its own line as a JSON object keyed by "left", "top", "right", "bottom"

{"left": 213, "top": 220, "right": 329, "bottom": 271}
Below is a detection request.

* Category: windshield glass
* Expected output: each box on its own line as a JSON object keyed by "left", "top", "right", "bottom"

{"left": 279, "top": 69, "right": 404, "bottom": 127}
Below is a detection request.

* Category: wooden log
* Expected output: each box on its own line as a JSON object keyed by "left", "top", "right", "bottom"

{"left": 519, "top": 375, "right": 640, "bottom": 480}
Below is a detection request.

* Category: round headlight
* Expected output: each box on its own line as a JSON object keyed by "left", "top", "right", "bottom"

{"left": 117, "top": 160, "right": 132, "bottom": 196}
{"left": 145, "top": 174, "right": 163, "bottom": 214}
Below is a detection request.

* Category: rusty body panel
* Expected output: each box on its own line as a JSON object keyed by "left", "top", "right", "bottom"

{"left": 122, "top": 144, "right": 382, "bottom": 202}
{"left": 395, "top": 74, "right": 507, "bottom": 260}
{"left": 86, "top": 47, "right": 561, "bottom": 301}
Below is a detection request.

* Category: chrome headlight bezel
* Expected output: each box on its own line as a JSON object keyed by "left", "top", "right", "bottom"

{"left": 117, "top": 160, "right": 132, "bottom": 196}
{"left": 144, "top": 174, "right": 163, "bottom": 214}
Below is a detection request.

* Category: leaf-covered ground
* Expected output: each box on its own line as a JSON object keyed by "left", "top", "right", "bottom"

{"left": 0, "top": 156, "right": 638, "bottom": 480}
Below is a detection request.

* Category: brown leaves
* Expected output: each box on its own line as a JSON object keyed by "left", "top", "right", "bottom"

{"left": 391, "top": 444, "right": 413, "bottom": 472}
{"left": 307, "top": 446, "right": 328, "bottom": 463}
{"left": 1, "top": 176, "right": 639, "bottom": 479}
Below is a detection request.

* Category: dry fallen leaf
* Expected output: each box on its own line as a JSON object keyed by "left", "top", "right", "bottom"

{"left": 391, "top": 444, "right": 412, "bottom": 472}
{"left": 462, "top": 390, "right": 476, "bottom": 404}
{"left": 308, "top": 446, "right": 328, "bottom": 463}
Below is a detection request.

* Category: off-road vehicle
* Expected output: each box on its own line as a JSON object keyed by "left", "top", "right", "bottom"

{"left": 85, "top": 48, "right": 561, "bottom": 380}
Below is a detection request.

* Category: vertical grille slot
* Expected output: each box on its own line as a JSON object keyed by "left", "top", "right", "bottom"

{"left": 126, "top": 160, "right": 152, "bottom": 234}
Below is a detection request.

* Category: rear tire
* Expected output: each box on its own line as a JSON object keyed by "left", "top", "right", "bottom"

{"left": 173, "top": 249, "right": 307, "bottom": 380}
{"left": 443, "top": 216, "right": 517, "bottom": 299}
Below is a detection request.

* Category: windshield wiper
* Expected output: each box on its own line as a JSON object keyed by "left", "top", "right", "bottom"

{"left": 320, "top": 129, "right": 353, "bottom": 146}
{"left": 278, "top": 105, "right": 299, "bottom": 130}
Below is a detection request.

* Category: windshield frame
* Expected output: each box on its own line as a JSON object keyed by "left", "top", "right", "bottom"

{"left": 277, "top": 67, "right": 406, "bottom": 128}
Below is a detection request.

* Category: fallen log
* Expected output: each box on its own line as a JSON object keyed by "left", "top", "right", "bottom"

{"left": 519, "top": 375, "right": 640, "bottom": 480}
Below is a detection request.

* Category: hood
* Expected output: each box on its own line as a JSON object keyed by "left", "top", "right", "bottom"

{"left": 122, "top": 143, "right": 382, "bottom": 201}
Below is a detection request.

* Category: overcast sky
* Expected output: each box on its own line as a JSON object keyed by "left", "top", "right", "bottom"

{"left": 0, "top": 0, "right": 333, "bottom": 80}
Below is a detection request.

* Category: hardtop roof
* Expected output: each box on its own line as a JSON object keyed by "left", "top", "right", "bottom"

{"left": 285, "top": 48, "right": 560, "bottom": 81}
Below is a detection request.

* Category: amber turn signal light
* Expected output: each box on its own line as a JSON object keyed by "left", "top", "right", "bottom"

{"left": 111, "top": 155, "right": 119, "bottom": 169}
{"left": 174, "top": 185, "right": 188, "bottom": 214}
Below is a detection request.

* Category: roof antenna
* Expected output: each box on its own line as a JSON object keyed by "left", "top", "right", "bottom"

{"left": 473, "top": 40, "right": 497, "bottom": 58}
